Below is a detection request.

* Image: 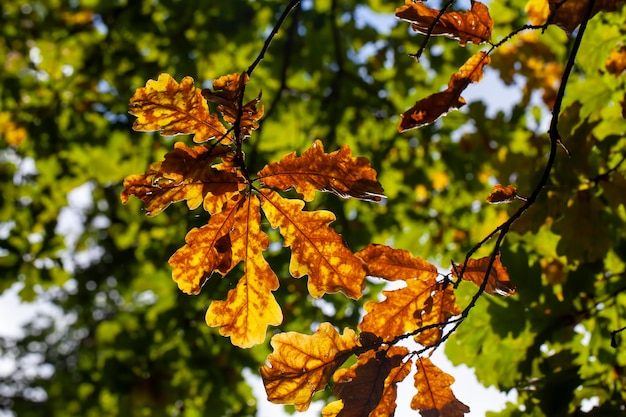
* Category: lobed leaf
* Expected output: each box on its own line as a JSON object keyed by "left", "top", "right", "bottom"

{"left": 412, "top": 357, "right": 470, "bottom": 417}
{"left": 396, "top": 0, "right": 493, "bottom": 46}
{"left": 324, "top": 346, "right": 411, "bottom": 417}
{"left": 260, "top": 189, "right": 366, "bottom": 299}
{"left": 356, "top": 244, "right": 438, "bottom": 281}
{"left": 120, "top": 142, "right": 243, "bottom": 216}
{"left": 526, "top": 0, "right": 626, "bottom": 33}
{"left": 260, "top": 323, "right": 358, "bottom": 411}
{"left": 413, "top": 285, "right": 462, "bottom": 346}
{"left": 129, "top": 73, "right": 229, "bottom": 143}
{"left": 399, "top": 51, "right": 491, "bottom": 131}
{"left": 452, "top": 253, "right": 516, "bottom": 296}
{"left": 486, "top": 184, "right": 518, "bottom": 204}
{"left": 205, "top": 195, "right": 282, "bottom": 348}
{"left": 202, "top": 72, "right": 264, "bottom": 137}
{"left": 168, "top": 196, "right": 242, "bottom": 295}
{"left": 258, "top": 139, "right": 385, "bottom": 202}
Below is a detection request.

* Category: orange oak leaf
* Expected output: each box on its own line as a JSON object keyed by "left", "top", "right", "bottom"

{"left": 120, "top": 142, "right": 243, "bottom": 216}
{"left": 168, "top": 195, "right": 243, "bottom": 295}
{"left": 259, "top": 189, "right": 366, "bottom": 299}
{"left": 412, "top": 357, "right": 470, "bottom": 417}
{"left": 258, "top": 140, "right": 385, "bottom": 202}
{"left": 324, "top": 346, "right": 411, "bottom": 417}
{"left": 399, "top": 51, "right": 491, "bottom": 131}
{"left": 356, "top": 244, "right": 438, "bottom": 281}
{"left": 359, "top": 277, "right": 437, "bottom": 342}
{"left": 129, "top": 73, "right": 229, "bottom": 143}
{"left": 413, "top": 285, "right": 462, "bottom": 346}
{"left": 260, "top": 323, "right": 358, "bottom": 411}
{"left": 396, "top": 0, "right": 493, "bottom": 46}
{"left": 452, "top": 253, "right": 516, "bottom": 296}
{"left": 205, "top": 194, "right": 282, "bottom": 348}
{"left": 486, "top": 184, "right": 518, "bottom": 204}
{"left": 202, "top": 72, "right": 264, "bottom": 138}
{"left": 606, "top": 46, "right": 626, "bottom": 76}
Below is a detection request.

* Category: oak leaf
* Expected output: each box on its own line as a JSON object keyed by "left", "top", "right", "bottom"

{"left": 606, "top": 46, "right": 626, "bottom": 76}
{"left": 202, "top": 72, "right": 264, "bottom": 137}
{"left": 168, "top": 196, "right": 242, "bottom": 295}
{"left": 129, "top": 73, "right": 228, "bottom": 143}
{"left": 526, "top": 0, "right": 626, "bottom": 33}
{"left": 395, "top": 0, "right": 493, "bottom": 46}
{"left": 486, "top": 184, "right": 518, "bottom": 204}
{"left": 120, "top": 142, "right": 243, "bottom": 216}
{"left": 413, "top": 285, "right": 462, "bottom": 346}
{"left": 258, "top": 139, "right": 385, "bottom": 202}
{"left": 356, "top": 244, "right": 438, "bottom": 282}
{"left": 412, "top": 357, "right": 470, "bottom": 417}
{"left": 260, "top": 323, "right": 358, "bottom": 411}
{"left": 399, "top": 51, "right": 491, "bottom": 131}
{"left": 325, "top": 346, "right": 411, "bottom": 417}
{"left": 205, "top": 195, "right": 282, "bottom": 348}
{"left": 260, "top": 189, "right": 366, "bottom": 299}
{"left": 452, "top": 253, "right": 516, "bottom": 296}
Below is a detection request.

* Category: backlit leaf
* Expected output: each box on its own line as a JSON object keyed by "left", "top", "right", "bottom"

{"left": 258, "top": 139, "right": 385, "bottom": 202}
{"left": 606, "top": 46, "right": 626, "bottom": 75}
{"left": 327, "top": 346, "right": 411, "bottom": 417}
{"left": 413, "top": 285, "right": 462, "bottom": 346}
{"left": 120, "top": 142, "right": 243, "bottom": 216}
{"left": 412, "top": 357, "right": 470, "bottom": 417}
{"left": 260, "top": 189, "right": 366, "bottom": 299}
{"left": 129, "top": 73, "right": 229, "bottom": 143}
{"left": 452, "top": 253, "right": 516, "bottom": 296}
{"left": 260, "top": 323, "right": 358, "bottom": 411}
{"left": 356, "top": 244, "right": 438, "bottom": 281}
{"left": 168, "top": 196, "right": 242, "bottom": 295}
{"left": 539, "top": 0, "right": 626, "bottom": 34}
{"left": 399, "top": 51, "right": 491, "bottom": 131}
{"left": 205, "top": 194, "right": 282, "bottom": 348}
{"left": 396, "top": 0, "right": 493, "bottom": 46}
{"left": 202, "top": 72, "right": 264, "bottom": 137}
{"left": 486, "top": 184, "right": 518, "bottom": 204}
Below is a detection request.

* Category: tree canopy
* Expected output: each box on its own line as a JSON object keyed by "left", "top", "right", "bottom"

{"left": 1, "top": 0, "right": 625, "bottom": 416}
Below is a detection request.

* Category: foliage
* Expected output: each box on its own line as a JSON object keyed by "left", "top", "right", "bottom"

{"left": 1, "top": 1, "right": 626, "bottom": 417}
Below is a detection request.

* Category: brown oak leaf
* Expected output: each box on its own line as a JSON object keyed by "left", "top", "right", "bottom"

{"left": 258, "top": 139, "right": 385, "bottom": 202}
{"left": 486, "top": 184, "right": 518, "bottom": 204}
{"left": 412, "top": 357, "right": 470, "bottom": 417}
{"left": 396, "top": 0, "right": 493, "bottom": 46}
{"left": 452, "top": 253, "right": 516, "bottom": 296}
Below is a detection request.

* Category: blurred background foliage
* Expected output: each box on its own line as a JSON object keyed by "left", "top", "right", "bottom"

{"left": 0, "top": 0, "right": 625, "bottom": 416}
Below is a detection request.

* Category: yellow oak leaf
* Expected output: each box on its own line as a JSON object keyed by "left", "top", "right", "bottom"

{"left": 129, "top": 73, "right": 229, "bottom": 143}
{"left": 202, "top": 72, "right": 264, "bottom": 138}
{"left": 412, "top": 357, "right": 470, "bottom": 417}
{"left": 259, "top": 189, "right": 366, "bottom": 299}
{"left": 356, "top": 244, "right": 439, "bottom": 282}
{"left": 396, "top": 0, "right": 493, "bottom": 46}
{"left": 120, "top": 142, "right": 243, "bottom": 216}
{"left": 329, "top": 346, "right": 411, "bottom": 417}
{"left": 400, "top": 51, "right": 491, "bottom": 131}
{"left": 452, "top": 253, "right": 516, "bottom": 296}
{"left": 261, "top": 323, "right": 358, "bottom": 411}
{"left": 205, "top": 195, "right": 282, "bottom": 348}
{"left": 258, "top": 139, "right": 385, "bottom": 202}
{"left": 168, "top": 196, "right": 242, "bottom": 295}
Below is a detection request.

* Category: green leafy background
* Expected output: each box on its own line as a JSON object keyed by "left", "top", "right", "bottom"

{"left": 1, "top": 0, "right": 625, "bottom": 416}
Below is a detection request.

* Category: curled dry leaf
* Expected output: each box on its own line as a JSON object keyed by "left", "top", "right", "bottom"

{"left": 129, "top": 73, "right": 228, "bottom": 143}
{"left": 258, "top": 139, "right": 385, "bottom": 202}
{"left": 412, "top": 357, "right": 470, "bottom": 417}
{"left": 261, "top": 323, "right": 358, "bottom": 411}
{"left": 400, "top": 51, "right": 491, "bottom": 131}
{"left": 120, "top": 142, "right": 242, "bottom": 216}
{"left": 486, "top": 184, "right": 518, "bottom": 204}
{"left": 452, "top": 253, "right": 516, "bottom": 296}
{"left": 395, "top": 0, "right": 493, "bottom": 46}
{"left": 526, "top": 0, "right": 626, "bottom": 33}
